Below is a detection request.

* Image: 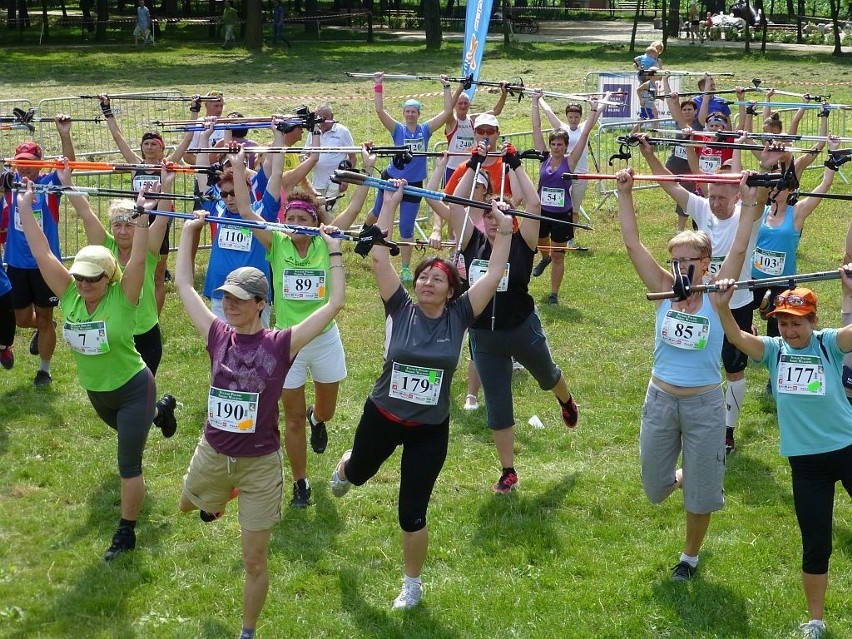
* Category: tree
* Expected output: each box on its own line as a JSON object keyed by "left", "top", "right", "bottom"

{"left": 423, "top": 0, "right": 442, "bottom": 49}
{"left": 828, "top": 0, "right": 843, "bottom": 54}
{"left": 667, "top": 0, "right": 681, "bottom": 39}
{"left": 96, "top": 0, "right": 108, "bottom": 41}
{"left": 305, "top": 0, "right": 318, "bottom": 34}
{"left": 629, "top": 0, "right": 641, "bottom": 52}
{"left": 243, "top": 0, "right": 263, "bottom": 48}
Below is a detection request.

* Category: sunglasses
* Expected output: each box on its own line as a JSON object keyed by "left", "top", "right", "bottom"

{"left": 776, "top": 295, "right": 809, "bottom": 308}
{"left": 475, "top": 127, "right": 497, "bottom": 136}
{"left": 666, "top": 257, "right": 705, "bottom": 265}
{"left": 73, "top": 273, "right": 106, "bottom": 284}
{"left": 219, "top": 189, "right": 236, "bottom": 198}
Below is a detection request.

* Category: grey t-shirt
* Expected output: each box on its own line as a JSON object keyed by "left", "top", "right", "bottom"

{"left": 370, "top": 285, "right": 474, "bottom": 424}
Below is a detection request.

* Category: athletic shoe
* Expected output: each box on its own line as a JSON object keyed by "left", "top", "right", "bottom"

{"left": 392, "top": 580, "right": 422, "bottom": 610}
{"left": 104, "top": 526, "right": 135, "bottom": 562}
{"left": 511, "top": 358, "right": 525, "bottom": 372}
{"left": 290, "top": 478, "right": 312, "bottom": 508}
{"left": 29, "top": 330, "right": 39, "bottom": 355}
{"left": 492, "top": 469, "right": 518, "bottom": 494}
{"left": 799, "top": 620, "right": 827, "bottom": 639}
{"left": 153, "top": 394, "right": 178, "bottom": 438}
{"left": 463, "top": 394, "right": 479, "bottom": 411}
{"left": 200, "top": 487, "right": 239, "bottom": 522}
{"left": 548, "top": 293, "right": 558, "bottom": 306}
{"left": 164, "top": 268, "right": 172, "bottom": 282}
{"left": 671, "top": 561, "right": 697, "bottom": 582}
{"left": 400, "top": 266, "right": 412, "bottom": 283}
{"left": 0, "top": 347, "right": 14, "bottom": 370}
{"left": 307, "top": 405, "right": 328, "bottom": 454}
{"left": 330, "top": 449, "right": 353, "bottom": 498}
{"left": 560, "top": 394, "right": 579, "bottom": 429}
{"left": 532, "top": 255, "right": 552, "bottom": 277}
{"left": 566, "top": 239, "right": 578, "bottom": 249}
{"left": 33, "top": 370, "right": 52, "bottom": 387}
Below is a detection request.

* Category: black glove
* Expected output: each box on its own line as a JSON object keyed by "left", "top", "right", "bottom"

{"left": 354, "top": 224, "right": 384, "bottom": 257}
{"left": 99, "top": 102, "right": 114, "bottom": 118}
{"left": 466, "top": 148, "right": 485, "bottom": 171}
{"left": 337, "top": 159, "right": 354, "bottom": 172}
{"left": 671, "top": 262, "right": 695, "bottom": 302}
{"left": 825, "top": 151, "right": 850, "bottom": 172}
{"left": 504, "top": 142, "right": 522, "bottom": 171}
{"left": 392, "top": 150, "right": 413, "bottom": 171}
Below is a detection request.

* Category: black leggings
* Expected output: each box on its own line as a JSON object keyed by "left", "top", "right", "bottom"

{"left": 87, "top": 368, "right": 156, "bottom": 478}
{"left": 134, "top": 323, "right": 162, "bottom": 376}
{"left": 789, "top": 443, "right": 852, "bottom": 574}
{"left": 0, "top": 291, "right": 15, "bottom": 348}
{"left": 345, "top": 398, "right": 449, "bottom": 532}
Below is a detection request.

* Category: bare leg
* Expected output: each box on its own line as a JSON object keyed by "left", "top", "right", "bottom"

{"left": 282, "top": 387, "right": 308, "bottom": 481}
{"left": 802, "top": 572, "right": 828, "bottom": 621}
{"left": 684, "top": 511, "right": 711, "bottom": 557}
{"left": 491, "top": 427, "right": 514, "bottom": 469}
{"left": 402, "top": 527, "right": 428, "bottom": 578}
{"left": 34, "top": 306, "right": 56, "bottom": 360}
{"left": 241, "top": 528, "right": 272, "bottom": 631}
{"left": 121, "top": 475, "right": 145, "bottom": 520}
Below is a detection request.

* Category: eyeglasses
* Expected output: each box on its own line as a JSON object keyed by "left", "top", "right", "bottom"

{"left": 73, "top": 273, "right": 106, "bottom": 283}
{"left": 220, "top": 189, "right": 236, "bottom": 197}
{"left": 666, "top": 257, "right": 705, "bottom": 265}
{"left": 475, "top": 127, "right": 497, "bottom": 136}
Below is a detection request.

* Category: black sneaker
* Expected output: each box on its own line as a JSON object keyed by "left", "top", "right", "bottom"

{"left": 671, "top": 561, "right": 697, "bottom": 582}
{"left": 153, "top": 394, "right": 178, "bottom": 438}
{"left": 307, "top": 405, "right": 328, "bottom": 454}
{"left": 560, "top": 394, "right": 579, "bottom": 429}
{"left": 29, "top": 330, "right": 39, "bottom": 355}
{"left": 725, "top": 428, "right": 736, "bottom": 456}
{"left": 33, "top": 370, "right": 52, "bottom": 387}
{"left": 164, "top": 268, "right": 172, "bottom": 283}
{"left": 548, "top": 293, "right": 558, "bottom": 306}
{"left": 104, "top": 526, "right": 136, "bottom": 561}
{"left": 290, "top": 478, "right": 312, "bottom": 508}
{"left": 0, "top": 347, "right": 14, "bottom": 370}
{"left": 532, "top": 255, "right": 552, "bottom": 278}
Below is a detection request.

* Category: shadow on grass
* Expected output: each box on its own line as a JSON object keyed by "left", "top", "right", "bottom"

{"left": 0, "top": 383, "right": 64, "bottom": 459}
{"left": 650, "top": 570, "right": 751, "bottom": 636}
{"left": 723, "top": 450, "right": 787, "bottom": 505}
{"left": 7, "top": 475, "right": 167, "bottom": 639}
{"left": 270, "top": 479, "right": 345, "bottom": 564}
{"left": 338, "top": 567, "right": 460, "bottom": 639}
{"left": 472, "top": 473, "right": 576, "bottom": 557}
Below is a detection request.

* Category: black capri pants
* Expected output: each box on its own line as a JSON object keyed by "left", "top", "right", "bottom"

{"left": 345, "top": 398, "right": 449, "bottom": 533}
{"left": 788, "top": 443, "right": 852, "bottom": 574}
{"left": 134, "top": 323, "right": 163, "bottom": 376}
{"left": 87, "top": 368, "right": 156, "bottom": 479}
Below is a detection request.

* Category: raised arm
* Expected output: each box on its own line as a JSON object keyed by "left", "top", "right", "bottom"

{"left": 193, "top": 119, "right": 216, "bottom": 193}
{"left": 711, "top": 280, "right": 765, "bottom": 359}
{"left": 715, "top": 173, "right": 768, "bottom": 281}
{"left": 147, "top": 165, "right": 176, "bottom": 254}
{"left": 166, "top": 126, "right": 197, "bottom": 163}
{"left": 839, "top": 265, "right": 852, "bottom": 353}
{"left": 120, "top": 189, "right": 154, "bottom": 305}
{"left": 425, "top": 74, "right": 456, "bottom": 133}
{"left": 57, "top": 159, "right": 106, "bottom": 245}
{"left": 792, "top": 108, "right": 829, "bottom": 175}
{"left": 531, "top": 90, "right": 546, "bottom": 152}
{"left": 230, "top": 147, "right": 273, "bottom": 251}
{"left": 425, "top": 152, "right": 451, "bottom": 248}
{"left": 373, "top": 72, "right": 398, "bottom": 133}
{"left": 175, "top": 213, "right": 216, "bottom": 336}
{"left": 504, "top": 143, "right": 540, "bottom": 250}
{"left": 55, "top": 114, "right": 76, "bottom": 162}
{"left": 537, "top": 94, "right": 567, "bottom": 131}
{"left": 281, "top": 126, "right": 319, "bottom": 192}
{"left": 264, "top": 117, "right": 287, "bottom": 198}
{"left": 16, "top": 181, "right": 72, "bottom": 296}
{"left": 793, "top": 136, "right": 840, "bottom": 230}
{"left": 331, "top": 145, "right": 378, "bottom": 230}
{"left": 615, "top": 168, "right": 671, "bottom": 295}
{"left": 99, "top": 95, "right": 140, "bottom": 163}
{"left": 637, "top": 135, "right": 692, "bottom": 211}
{"left": 289, "top": 227, "right": 345, "bottom": 356}
{"left": 371, "top": 179, "right": 407, "bottom": 302}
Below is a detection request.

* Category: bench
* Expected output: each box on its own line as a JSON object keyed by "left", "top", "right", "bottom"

{"left": 384, "top": 9, "right": 419, "bottom": 29}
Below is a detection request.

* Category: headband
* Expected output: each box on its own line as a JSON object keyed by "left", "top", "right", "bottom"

{"left": 284, "top": 199, "right": 319, "bottom": 221}
{"left": 430, "top": 260, "right": 453, "bottom": 279}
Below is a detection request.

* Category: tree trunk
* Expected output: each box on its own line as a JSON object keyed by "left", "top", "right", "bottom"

{"left": 629, "top": 0, "right": 640, "bottom": 52}
{"left": 796, "top": 0, "right": 804, "bottom": 41}
{"left": 96, "top": 0, "right": 107, "bottom": 41}
{"left": 660, "top": 0, "right": 668, "bottom": 48}
{"left": 786, "top": 0, "right": 794, "bottom": 17}
{"left": 444, "top": 0, "right": 454, "bottom": 17}
{"left": 209, "top": 0, "right": 217, "bottom": 37}
{"left": 666, "top": 0, "right": 680, "bottom": 39}
{"left": 829, "top": 0, "right": 842, "bottom": 54}
{"left": 305, "top": 0, "right": 318, "bottom": 33}
{"left": 81, "top": 0, "right": 95, "bottom": 31}
{"left": 423, "top": 0, "right": 442, "bottom": 50}
{"left": 163, "top": 0, "right": 178, "bottom": 17}
{"left": 502, "top": 0, "right": 513, "bottom": 44}
{"left": 17, "top": 0, "right": 30, "bottom": 27}
{"left": 244, "top": 0, "right": 263, "bottom": 47}
{"left": 41, "top": 0, "right": 49, "bottom": 37}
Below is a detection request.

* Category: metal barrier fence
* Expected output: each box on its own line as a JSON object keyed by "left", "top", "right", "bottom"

{"left": 0, "top": 99, "right": 35, "bottom": 160}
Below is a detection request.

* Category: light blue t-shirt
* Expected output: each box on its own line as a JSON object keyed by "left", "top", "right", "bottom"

{"left": 652, "top": 297, "right": 723, "bottom": 387}
{"left": 761, "top": 329, "right": 852, "bottom": 457}
{"left": 751, "top": 204, "right": 800, "bottom": 279}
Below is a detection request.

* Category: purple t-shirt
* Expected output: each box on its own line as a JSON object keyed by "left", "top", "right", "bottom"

{"left": 205, "top": 319, "right": 292, "bottom": 457}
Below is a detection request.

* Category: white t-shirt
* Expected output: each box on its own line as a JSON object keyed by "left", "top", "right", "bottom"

{"left": 307, "top": 123, "right": 355, "bottom": 189}
{"left": 686, "top": 192, "right": 758, "bottom": 310}
{"left": 446, "top": 116, "right": 476, "bottom": 171}
{"left": 566, "top": 122, "right": 590, "bottom": 173}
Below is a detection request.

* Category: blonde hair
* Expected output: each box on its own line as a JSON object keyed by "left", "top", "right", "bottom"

{"left": 650, "top": 40, "right": 664, "bottom": 54}
{"left": 667, "top": 230, "right": 711, "bottom": 259}
{"left": 108, "top": 198, "right": 136, "bottom": 223}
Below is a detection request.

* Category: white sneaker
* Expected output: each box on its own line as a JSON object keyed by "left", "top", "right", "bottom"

{"left": 511, "top": 358, "right": 525, "bottom": 372}
{"left": 463, "top": 394, "right": 479, "bottom": 411}
{"left": 392, "top": 580, "right": 422, "bottom": 610}
{"left": 330, "top": 449, "right": 352, "bottom": 498}
{"left": 799, "top": 620, "right": 826, "bottom": 639}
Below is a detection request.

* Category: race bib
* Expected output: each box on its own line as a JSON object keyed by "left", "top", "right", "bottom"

{"left": 132, "top": 174, "right": 161, "bottom": 191}
{"left": 208, "top": 386, "right": 259, "bottom": 433}
{"left": 14, "top": 206, "right": 44, "bottom": 232}
{"left": 217, "top": 226, "right": 253, "bottom": 252}
{"left": 283, "top": 268, "right": 325, "bottom": 300}
{"left": 63, "top": 320, "right": 110, "bottom": 355}
{"left": 660, "top": 310, "right": 710, "bottom": 350}
{"left": 389, "top": 362, "right": 443, "bottom": 405}
{"left": 699, "top": 154, "right": 722, "bottom": 174}
{"left": 456, "top": 135, "right": 475, "bottom": 150}
{"left": 405, "top": 138, "right": 425, "bottom": 153}
{"left": 706, "top": 256, "right": 724, "bottom": 279}
{"left": 777, "top": 354, "right": 825, "bottom": 396}
{"left": 540, "top": 187, "right": 566, "bottom": 209}
{"left": 468, "top": 258, "right": 509, "bottom": 292}
{"left": 674, "top": 145, "right": 688, "bottom": 160}
{"left": 753, "top": 246, "right": 786, "bottom": 276}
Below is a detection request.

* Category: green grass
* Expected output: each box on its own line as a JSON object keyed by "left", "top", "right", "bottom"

{"left": 1, "top": 42, "right": 852, "bottom": 639}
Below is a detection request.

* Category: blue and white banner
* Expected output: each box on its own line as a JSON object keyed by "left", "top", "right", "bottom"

{"left": 461, "top": 0, "right": 493, "bottom": 102}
